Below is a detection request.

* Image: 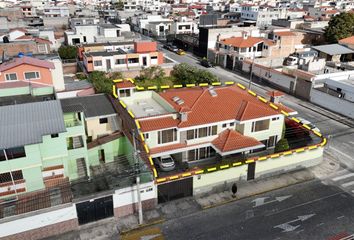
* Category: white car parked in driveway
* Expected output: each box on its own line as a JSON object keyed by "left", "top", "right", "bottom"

{"left": 297, "top": 117, "right": 321, "bottom": 132}
{"left": 156, "top": 155, "right": 175, "bottom": 171}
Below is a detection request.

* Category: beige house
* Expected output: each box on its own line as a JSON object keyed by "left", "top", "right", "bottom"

{"left": 60, "top": 94, "right": 120, "bottom": 141}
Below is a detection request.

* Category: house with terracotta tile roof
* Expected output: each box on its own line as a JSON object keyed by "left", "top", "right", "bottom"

{"left": 208, "top": 29, "right": 305, "bottom": 69}
{"left": 115, "top": 82, "right": 325, "bottom": 198}
{"left": 0, "top": 55, "right": 65, "bottom": 95}
{"left": 117, "top": 83, "right": 287, "bottom": 168}
{"left": 339, "top": 36, "right": 354, "bottom": 50}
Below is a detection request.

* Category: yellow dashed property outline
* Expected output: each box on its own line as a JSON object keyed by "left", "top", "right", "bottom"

{"left": 113, "top": 78, "right": 327, "bottom": 184}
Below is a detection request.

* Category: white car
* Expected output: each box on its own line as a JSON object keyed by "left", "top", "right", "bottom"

{"left": 297, "top": 117, "right": 321, "bottom": 132}
{"left": 157, "top": 155, "right": 175, "bottom": 171}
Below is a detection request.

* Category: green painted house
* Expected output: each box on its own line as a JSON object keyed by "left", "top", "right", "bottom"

{"left": 0, "top": 96, "right": 133, "bottom": 200}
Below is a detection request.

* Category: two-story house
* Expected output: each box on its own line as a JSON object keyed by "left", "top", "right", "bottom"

{"left": 83, "top": 41, "right": 164, "bottom": 73}
{"left": 117, "top": 83, "right": 287, "bottom": 171}
{"left": 0, "top": 56, "right": 65, "bottom": 94}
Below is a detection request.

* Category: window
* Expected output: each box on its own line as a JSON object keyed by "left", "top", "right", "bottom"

{"left": 0, "top": 170, "right": 23, "bottom": 183}
{"left": 128, "top": 58, "right": 139, "bottom": 64}
{"left": 115, "top": 59, "right": 125, "bottom": 65}
{"left": 158, "top": 129, "right": 177, "bottom": 144}
{"left": 230, "top": 122, "right": 235, "bottom": 127}
{"left": 211, "top": 125, "right": 217, "bottom": 135}
{"left": 0, "top": 147, "right": 26, "bottom": 161}
{"left": 272, "top": 117, "right": 279, "bottom": 121}
{"left": 5, "top": 73, "right": 17, "bottom": 81}
{"left": 198, "top": 127, "right": 208, "bottom": 138}
{"left": 251, "top": 119, "right": 270, "bottom": 132}
{"left": 187, "top": 129, "right": 195, "bottom": 140}
{"left": 151, "top": 56, "right": 158, "bottom": 60}
{"left": 94, "top": 60, "right": 102, "bottom": 66}
{"left": 38, "top": 44, "right": 47, "bottom": 53}
{"left": 144, "top": 133, "right": 149, "bottom": 139}
{"left": 222, "top": 123, "right": 227, "bottom": 128}
{"left": 99, "top": 118, "right": 108, "bottom": 124}
{"left": 24, "top": 71, "right": 40, "bottom": 80}
{"left": 51, "top": 134, "right": 59, "bottom": 138}
{"left": 119, "top": 89, "right": 131, "bottom": 97}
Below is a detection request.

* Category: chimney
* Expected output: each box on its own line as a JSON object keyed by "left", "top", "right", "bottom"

{"left": 266, "top": 91, "right": 284, "bottom": 104}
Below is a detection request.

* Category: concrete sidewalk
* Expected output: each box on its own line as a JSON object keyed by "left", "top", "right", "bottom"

{"left": 53, "top": 154, "right": 338, "bottom": 240}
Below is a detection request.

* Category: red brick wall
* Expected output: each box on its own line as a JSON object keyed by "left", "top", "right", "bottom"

{"left": 134, "top": 42, "right": 157, "bottom": 53}
{"left": 114, "top": 198, "right": 157, "bottom": 219}
{"left": 0, "top": 218, "right": 79, "bottom": 240}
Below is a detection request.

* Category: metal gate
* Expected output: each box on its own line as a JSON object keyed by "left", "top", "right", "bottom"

{"left": 158, "top": 177, "right": 193, "bottom": 203}
{"left": 76, "top": 195, "right": 114, "bottom": 225}
{"left": 247, "top": 162, "right": 256, "bottom": 181}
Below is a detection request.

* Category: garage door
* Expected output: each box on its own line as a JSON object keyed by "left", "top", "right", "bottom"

{"left": 157, "top": 177, "right": 193, "bottom": 203}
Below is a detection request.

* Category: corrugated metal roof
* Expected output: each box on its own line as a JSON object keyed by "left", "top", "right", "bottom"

{"left": 0, "top": 100, "right": 66, "bottom": 149}
{"left": 60, "top": 94, "right": 116, "bottom": 118}
{"left": 312, "top": 44, "right": 354, "bottom": 55}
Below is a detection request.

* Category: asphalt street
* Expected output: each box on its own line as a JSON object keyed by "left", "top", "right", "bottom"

{"left": 160, "top": 47, "right": 354, "bottom": 170}
{"left": 161, "top": 180, "right": 354, "bottom": 240}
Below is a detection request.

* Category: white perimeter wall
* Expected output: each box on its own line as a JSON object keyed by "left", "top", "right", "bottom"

{"left": 0, "top": 204, "right": 77, "bottom": 238}
{"left": 113, "top": 181, "right": 157, "bottom": 208}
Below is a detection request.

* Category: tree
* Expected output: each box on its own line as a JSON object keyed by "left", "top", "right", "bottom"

{"left": 88, "top": 71, "right": 123, "bottom": 95}
{"left": 274, "top": 138, "right": 290, "bottom": 153}
{"left": 58, "top": 45, "right": 77, "bottom": 60}
{"left": 113, "top": 0, "right": 124, "bottom": 10}
{"left": 171, "top": 63, "right": 218, "bottom": 85}
{"left": 136, "top": 66, "right": 166, "bottom": 83}
{"left": 324, "top": 12, "right": 354, "bottom": 43}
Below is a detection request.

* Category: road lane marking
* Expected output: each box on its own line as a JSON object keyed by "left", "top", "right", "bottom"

{"left": 341, "top": 181, "right": 354, "bottom": 187}
{"left": 332, "top": 173, "right": 354, "bottom": 181}
{"left": 337, "top": 215, "right": 345, "bottom": 220}
{"left": 266, "top": 192, "right": 345, "bottom": 217}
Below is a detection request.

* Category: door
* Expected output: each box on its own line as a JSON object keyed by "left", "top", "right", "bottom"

{"left": 76, "top": 195, "right": 113, "bottom": 225}
{"left": 106, "top": 59, "right": 111, "bottom": 71}
{"left": 158, "top": 177, "right": 193, "bottom": 203}
{"left": 99, "top": 149, "right": 105, "bottom": 163}
{"left": 142, "top": 57, "right": 147, "bottom": 66}
{"left": 247, "top": 162, "right": 256, "bottom": 181}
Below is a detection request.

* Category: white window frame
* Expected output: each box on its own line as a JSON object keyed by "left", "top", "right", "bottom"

{"left": 24, "top": 71, "right": 40, "bottom": 80}
{"left": 5, "top": 73, "right": 18, "bottom": 81}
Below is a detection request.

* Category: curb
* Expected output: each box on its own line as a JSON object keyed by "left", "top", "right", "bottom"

{"left": 120, "top": 218, "right": 165, "bottom": 235}
{"left": 201, "top": 175, "right": 315, "bottom": 210}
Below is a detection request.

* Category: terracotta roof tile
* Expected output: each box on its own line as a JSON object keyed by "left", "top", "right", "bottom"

{"left": 274, "top": 31, "right": 296, "bottom": 37}
{"left": 149, "top": 143, "right": 187, "bottom": 155}
{"left": 267, "top": 90, "right": 284, "bottom": 97}
{"left": 221, "top": 36, "right": 267, "bottom": 48}
{"left": 140, "top": 117, "right": 179, "bottom": 132}
{"left": 116, "top": 80, "right": 135, "bottom": 89}
{"left": 212, "top": 129, "right": 263, "bottom": 153}
{"left": 159, "top": 86, "right": 280, "bottom": 128}
{"left": 0, "top": 56, "right": 55, "bottom": 72}
{"left": 339, "top": 36, "right": 354, "bottom": 45}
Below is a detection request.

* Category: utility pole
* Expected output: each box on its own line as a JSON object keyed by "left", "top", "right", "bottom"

{"left": 132, "top": 130, "right": 143, "bottom": 225}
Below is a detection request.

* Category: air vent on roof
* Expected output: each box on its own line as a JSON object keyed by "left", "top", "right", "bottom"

{"left": 172, "top": 96, "right": 180, "bottom": 102}
{"left": 208, "top": 86, "right": 217, "bottom": 97}
{"left": 176, "top": 99, "right": 185, "bottom": 105}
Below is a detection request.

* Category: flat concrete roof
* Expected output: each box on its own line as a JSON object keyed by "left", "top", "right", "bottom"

{"left": 124, "top": 91, "right": 174, "bottom": 118}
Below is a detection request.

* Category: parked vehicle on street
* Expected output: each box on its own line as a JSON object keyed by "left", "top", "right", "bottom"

{"left": 164, "top": 43, "right": 179, "bottom": 53}
{"left": 156, "top": 155, "right": 176, "bottom": 171}
{"left": 297, "top": 117, "right": 321, "bottom": 132}
{"left": 177, "top": 49, "right": 186, "bottom": 55}
{"left": 200, "top": 58, "right": 213, "bottom": 68}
